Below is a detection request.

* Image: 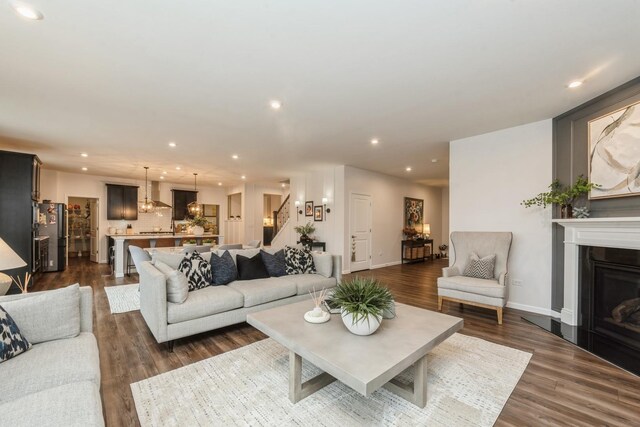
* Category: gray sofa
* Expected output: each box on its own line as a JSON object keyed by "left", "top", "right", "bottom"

{"left": 139, "top": 249, "right": 342, "bottom": 347}
{"left": 0, "top": 286, "right": 104, "bottom": 426}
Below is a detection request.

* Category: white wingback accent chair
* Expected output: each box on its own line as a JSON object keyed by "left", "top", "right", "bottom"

{"left": 437, "top": 231, "right": 513, "bottom": 324}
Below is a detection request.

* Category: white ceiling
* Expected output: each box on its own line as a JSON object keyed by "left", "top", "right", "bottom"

{"left": 1, "top": 0, "right": 639, "bottom": 187}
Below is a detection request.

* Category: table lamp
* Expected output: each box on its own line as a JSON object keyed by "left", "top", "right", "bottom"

{"left": 423, "top": 223, "right": 431, "bottom": 238}
{"left": 0, "top": 237, "right": 28, "bottom": 295}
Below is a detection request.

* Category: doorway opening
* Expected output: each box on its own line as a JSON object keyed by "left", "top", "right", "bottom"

{"left": 263, "top": 193, "right": 282, "bottom": 246}
{"left": 68, "top": 197, "right": 99, "bottom": 263}
{"left": 349, "top": 193, "right": 372, "bottom": 272}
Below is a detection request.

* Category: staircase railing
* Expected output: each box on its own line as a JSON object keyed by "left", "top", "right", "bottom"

{"left": 273, "top": 194, "right": 290, "bottom": 237}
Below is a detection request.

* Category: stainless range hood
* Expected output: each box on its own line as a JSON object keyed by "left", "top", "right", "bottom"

{"left": 151, "top": 181, "right": 171, "bottom": 209}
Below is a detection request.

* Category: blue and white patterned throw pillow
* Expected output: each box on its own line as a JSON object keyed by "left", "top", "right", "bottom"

{"left": 178, "top": 251, "right": 212, "bottom": 291}
{"left": 0, "top": 305, "right": 32, "bottom": 363}
{"left": 285, "top": 246, "right": 316, "bottom": 275}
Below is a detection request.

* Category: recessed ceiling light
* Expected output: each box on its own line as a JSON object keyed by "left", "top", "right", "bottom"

{"left": 281, "top": 183, "right": 286, "bottom": 187}
{"left": 370, "top": 138, "right": 379, "bottom": 145}
{"left": 231, "top": 154, "right": 239, "bottom": 160}
{"left": 218, "top": 182, "right": 222, "bottom": 186}
{"left": 568, "top": 81, "right": 583, "bottom": 89}
{"left": 80, "top": 153, "right": 88, "bottom": 158}
{"left": 405, "top": 167, "right": 412, "bottom": 172}
{"left": 431, "top": 159, "right": 438, "bottom": 163}
{"left": 162, "top": 171, "right": 167, "bottom": 175}
{"left": 270, "top": 100, "right": 282, "bottom": 110}
{"left": 175, "top": 166, "right": 181, "bottom": 170}
{"left": 160, "top": 176, "right": 164, "bottom": 180}
{"left": 81, "top": 167, "right": 88, "bottom": 171}
{"left": 168, "top": 142, "right": 177, "bottom": 147}
{"left": 12, "top": 3, "right": 43, "bottom": 20}
{"left": 241, "top": 175, "right": 246, "bottom": 180}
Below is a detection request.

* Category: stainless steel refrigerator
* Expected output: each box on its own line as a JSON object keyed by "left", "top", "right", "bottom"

{"left": 38, "top": 203, "right": 67, "bottom": 271}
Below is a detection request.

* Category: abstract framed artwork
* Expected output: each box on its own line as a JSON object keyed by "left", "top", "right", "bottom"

{"left": 314, "top": 205, "right": 323, "bottom": 222}
{"left": 404, "top": 197, "right": 424, "bottom": 229}
{"left": 588, "top": 99, "right": 640, "bottom": 199}
{"left": 305, "top": 201, "right": 314, "bottom": 216}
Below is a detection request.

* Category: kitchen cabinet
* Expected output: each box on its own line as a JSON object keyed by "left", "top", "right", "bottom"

{"left": 106, "top": 184, "right": 139, "bottom": 220}
{"left": 31, "top": 157, "right": 42, "bottom": 201}
{"left": 172, "top": 189, "right": 197, "bottom": 220}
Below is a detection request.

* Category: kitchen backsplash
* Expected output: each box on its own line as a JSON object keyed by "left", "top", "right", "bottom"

{"left": 108, "top": 210, "right": 173, "bottom": 233}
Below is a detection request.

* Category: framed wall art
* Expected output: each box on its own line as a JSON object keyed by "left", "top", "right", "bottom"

{"left": 588, "top": 99, "right": 640, "bottom": 199}
{"left": 314, "top": 205, "right": 323, "bottom": 221}
{"left": 404, "top": 197, "right": 424, "bottom": 229}
{"left": 305, "top": 201, "right": 314, "bottom": 216}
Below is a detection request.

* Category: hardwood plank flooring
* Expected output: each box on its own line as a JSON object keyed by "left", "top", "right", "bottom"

{"left": 32, "top": 258, "right": 640, "bottom": 426}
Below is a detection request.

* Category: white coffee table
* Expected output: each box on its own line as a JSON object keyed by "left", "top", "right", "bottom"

{"left": 247, "top": 300, "right": 463, "bottom": 408}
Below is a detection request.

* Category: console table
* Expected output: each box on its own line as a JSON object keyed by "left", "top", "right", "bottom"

{"left": 401, "top": 239, "right": 434, "bottom": 264}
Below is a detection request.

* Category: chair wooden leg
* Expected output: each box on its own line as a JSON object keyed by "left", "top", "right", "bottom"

{"left": 437, "top": 296, "right": 443, "bottom": 311}
{"left": 497, "top": 307, "right": 503, "bottom": 325}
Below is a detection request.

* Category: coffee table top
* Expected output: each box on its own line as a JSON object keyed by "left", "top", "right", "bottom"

{"left": 247, "top": 300, "right": 463, "bottom": 396}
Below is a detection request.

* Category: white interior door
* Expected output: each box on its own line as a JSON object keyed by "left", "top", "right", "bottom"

{"left": 89, "top": 199, "right": 99, "bottom": 263}
{"left": 350, "top": 193, "right": 372, "bottom": 272}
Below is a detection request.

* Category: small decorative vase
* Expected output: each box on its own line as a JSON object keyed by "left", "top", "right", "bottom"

{"left": 192, "top": 225, "right": 204, "bottom": 236}
{"left": 561, "top": 204, "right": 573, "bottom": 219}
{"left": 341, "top": 310, "right": 381, "bottom": 336}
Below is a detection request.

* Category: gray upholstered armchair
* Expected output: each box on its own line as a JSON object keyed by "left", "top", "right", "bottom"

{"left": 437, "top": 231, "right": 513, "bottom": 324}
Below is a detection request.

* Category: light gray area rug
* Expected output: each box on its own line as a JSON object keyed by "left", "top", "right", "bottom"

{"left": 104, "top": 284, "right": 140, "bottom": 314}
{"left": 131, "top": 334, "right": 531, "bottom": 426}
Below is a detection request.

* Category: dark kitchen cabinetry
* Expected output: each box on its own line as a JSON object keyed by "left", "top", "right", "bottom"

{"left": 172, "top": 189, "right": 198, "bottom": 220}
{"left": 0, "top": 150, "right": 41, "bottom": 291}
{"left": 106, "top": 184, "right": 139, "bottom": 220}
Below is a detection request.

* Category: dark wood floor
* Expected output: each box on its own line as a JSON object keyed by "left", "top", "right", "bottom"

{"left": 33, "top": 258, "right": 640, "bottom": 427}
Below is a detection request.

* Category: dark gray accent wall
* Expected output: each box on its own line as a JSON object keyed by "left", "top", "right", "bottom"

{"left": 552, "top": 76, "right": 640, "bottom": 312}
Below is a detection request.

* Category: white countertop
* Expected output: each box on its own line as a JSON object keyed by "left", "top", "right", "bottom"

{"left": 106, "top": 233, "right": 222, "bottom": 239}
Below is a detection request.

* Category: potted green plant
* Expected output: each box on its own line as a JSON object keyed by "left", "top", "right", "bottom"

{"left": 294, "top": 222, "right": 316, "bottom": 246}
{"left": 331, "top": 277, "right": 394, "bottom": 336}
{"left": 521, "top": 175, "right": 599, "bottom": 218}
{"left": 189, "top": 215, "right": 208, "bottom": 236}
{"left": 203, "top": 238, "right": 213, "bottom": 246}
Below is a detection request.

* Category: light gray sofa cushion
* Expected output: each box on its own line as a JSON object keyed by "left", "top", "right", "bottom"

{"left": 1, "top": 284, "right": 80, "bottom": 345}
{"left": 0, "top": 380, "right": 104, "bottom": 427}
{"left": 152, "top": 252, "right": 184, "bottom": 270}
{"left": 311, "top": 252, "right": 333, "bottom": 278}
{"left": 437, "top": 275, "right": 506, "bottom": 299}
{"left": 279, "top": 274, "right": 337, "bottom": 295}
{"left": 167, "top": 286, "right": 244, "bottom": 324}
{"left": 228, "top": 278, "right": 297, "bottom": 307}
{"left": 155, "top": 261, "right": 189, "bottom": 304}
{"left": 0, "top": 332, "right": 100, "bottom": 403}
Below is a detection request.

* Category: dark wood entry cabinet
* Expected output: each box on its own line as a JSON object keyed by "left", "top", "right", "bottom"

{"left": 106, "top": 184, "right": 139, "bottom": 220}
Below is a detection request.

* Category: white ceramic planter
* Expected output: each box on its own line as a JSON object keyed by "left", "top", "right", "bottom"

{"left": 192, "top": 225, "right": 204, "bottom": 236}
{"left": 341, "top": 310, "right": 382, "bottom": 336}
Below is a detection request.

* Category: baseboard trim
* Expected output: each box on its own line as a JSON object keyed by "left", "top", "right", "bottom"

{"left": 371, "top": 261, "right": 401, "bottom": 270}
{"left": 506, "top": 301, "right": 556, "bottom": 317}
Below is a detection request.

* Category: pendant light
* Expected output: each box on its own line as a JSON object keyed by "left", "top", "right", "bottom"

{"left": 140, "top": 166, "right": 155, "bottom": 213}
{"left": 187, "top": 172, "right": 202, "bottom": 217}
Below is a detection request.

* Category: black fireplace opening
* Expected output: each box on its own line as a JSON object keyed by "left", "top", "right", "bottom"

{"left": 578, "top": 246, "right": 640, "bottom": 374}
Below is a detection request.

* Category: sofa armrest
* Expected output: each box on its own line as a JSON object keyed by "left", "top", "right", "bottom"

{"left": 499, "top": 272, "right": 507, "bottom": 286}
{"left": 332, "top": 255, "right": 342, "bottom": 284}
{"left": 442, "top": 266, "right": 460, "bottom": 278}
{"left": 139, "top": 261, "right": 169, "bottom": 343}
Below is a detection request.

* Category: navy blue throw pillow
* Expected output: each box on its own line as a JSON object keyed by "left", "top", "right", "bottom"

{"left": 0, "top": 305, "right": 32, "bottom": 363}
{"left": 237, "top": 253, "right": 270, "bottom": 281}
{"left": 260, "top": 249, "right": 286, "bottom": 277}
{"left": 210, "top": 250, "right": 238, "bottom": 286}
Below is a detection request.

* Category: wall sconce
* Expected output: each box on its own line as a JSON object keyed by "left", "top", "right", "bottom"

{"left": 322, "top": 197, "right": 331, "bottom": 214}
{"left": 295, "top": 200, "right": 302, "bottom": 220}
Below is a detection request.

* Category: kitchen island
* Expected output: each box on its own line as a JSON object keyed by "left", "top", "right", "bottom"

{"left": 107, "top": 233, "right": 224, "bottom": 278}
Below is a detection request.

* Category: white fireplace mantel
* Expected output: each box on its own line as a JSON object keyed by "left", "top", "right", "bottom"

{"left": 553, "top": 217, "right": 640, "bottom": 325}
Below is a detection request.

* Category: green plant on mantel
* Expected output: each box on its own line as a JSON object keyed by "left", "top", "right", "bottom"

{"left": 331, "top": 277, "right": 394, "bottom": 325}
{"left": 521, "top": 175, "right": 599, "bottom": 208}
{"left": 294, "top": 222, "right": 316, "bottom": 238}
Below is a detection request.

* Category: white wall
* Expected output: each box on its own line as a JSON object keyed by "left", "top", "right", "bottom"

{"left": 449, "top": 119, "right": 553, "bottom": 315}
{"left": 343, "top": 166, "right": 444, "bottom": 272}
{"left": 441, "top": 187, "right": 449, "bottom": 253}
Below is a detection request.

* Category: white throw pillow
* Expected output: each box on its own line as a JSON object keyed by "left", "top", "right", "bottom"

{"left": 155, "top": 261, "right": 189, "bottom": 304}
{"left": 1, "top": 284, "right": 80, "bottom": 344}
{"left": 311, "top": 252, "right": 333, "bottom": 278}
{"left": 152, "top": 252, "right": 184, "bottom": 270}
